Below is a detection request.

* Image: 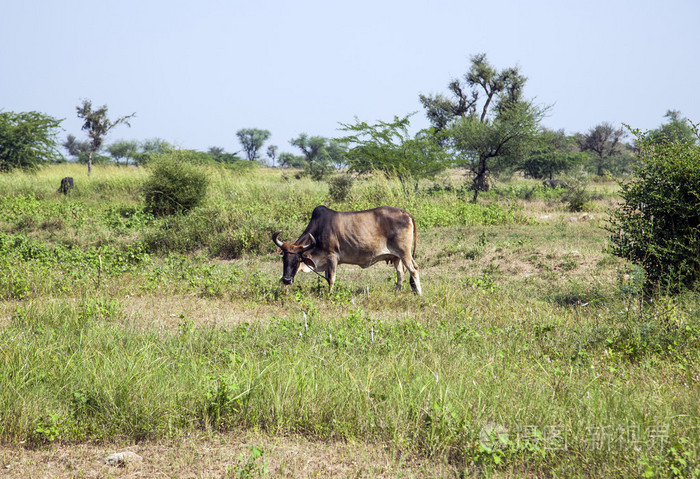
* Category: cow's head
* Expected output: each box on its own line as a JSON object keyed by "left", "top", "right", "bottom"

{"left": 272, "top": 231, "right": 316, "bottom": 285}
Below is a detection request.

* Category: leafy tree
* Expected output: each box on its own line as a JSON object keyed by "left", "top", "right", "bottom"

{"left": 132, "top": 138, "right": 173, "bottom": 165}
{"left": 325, "top": 140, "right": 348, "bottom": 170}
{"left": 207, "top": 146, "right": 240, "bottom": 164}
{"left": 76, "top": 100, "right": 135, "bottom": 176}
{"left": 648, "top": 110, "right": 697, "bottom": 145}
{"left": 289, "top": 134, "right": 345, "bottom": 180}
{"left": 521, "top": 129, "right": 587, "bottom": 179}
{"left": 266, "top": 145, "right": 278, "bottom": 167}
{"left": 338, "top": 115, "right": 450, "bottom": 193}
{"left": 141, "top": 138, "right": 172, "bottom": 154}
{"left": 421, "top": 53, "right": 545, "bottom": 200}
{"left": 0, "top": 111, "right": 63, "bottom": 172}
{"left": 107, "top": 140, "right": 139, "bottom": 166}
{"left": 449, "top": 101, "right": 544, "bottom": 201}
{"left": 208, "top": 146, "right": 225, "bottom": 156}
{"left": 236, "top": 128, "right": 271, "bottom": 162}
{"left": 278, "top": 152, "right": 304, "bottom": 168}
{"left": 576, "top": 122, "right": 627, "bottom": 176}
{"left": 63, "top": 134, "right": 110, "bottom": 165}
{"left": 608, "top": 122, "right": 700, "bottom": 293}
{"left": 63, "top": 134, "right": 90, "bottom": 162}
{"left": 420, "top": 53, "right": 527, "bottom": 131}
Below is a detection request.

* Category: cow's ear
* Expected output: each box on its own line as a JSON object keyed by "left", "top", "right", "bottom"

{"left": 301, "top": 256, "right": 316, "bottom": 269}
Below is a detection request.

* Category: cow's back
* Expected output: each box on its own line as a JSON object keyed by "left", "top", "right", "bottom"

{"left": 299, "top": 205, "right": 414, "bottom": 257}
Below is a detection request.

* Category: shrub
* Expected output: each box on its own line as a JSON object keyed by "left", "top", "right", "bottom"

{"left": 142, "top": 153, "right": 209, "bottom": 216}
{"left": 328, "top": 174, "right": 354, "bottom": 202}
{"left": 607, "top": 123, "right": 700, "bottom": 293}
{"left": 563, "top": 178, "right": 591, "bottom": 212}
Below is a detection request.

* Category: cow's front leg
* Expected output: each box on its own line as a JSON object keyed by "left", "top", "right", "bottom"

{"left": 325, "top": 255, "right": 338, "bottom": 293}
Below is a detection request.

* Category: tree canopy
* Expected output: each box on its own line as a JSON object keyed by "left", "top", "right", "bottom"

{"left": 289, "top": 134, "right": 345, "bottom": 180}
{"left": 576, "top": 122, "right": 628, "bottom": 176}
{"left": 520, "top": 129, "right": 587, "bottom": 179}
{"left": 63, "top": 134, "right": 90, "bottom": 162}
{"left": 648, "top": 110, "right": 697, "bottom": 145}
{"left": 76, "top": 100, "right": 135, "bottom": 175}
{"left": 266, "top": 145, "right": 278, "bottom": 167}
{"left": 0, "top": 111, "right": 63, "bottom": 172}
{"left": 338, "top": 115, "right": 450, "bottom": 193}
{"left": 107, "top": 140, "right": 140, "bottom": 166}
{"left": 278, "top": 152, "right": 305, "bottom": 169}
{"left": 236, "top": 128, "right": 271, "bottom": 162}
{"left": 420, "top": 53, "right": 545, "bottom": 200}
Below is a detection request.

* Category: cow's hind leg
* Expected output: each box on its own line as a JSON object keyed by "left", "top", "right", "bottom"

{"left": 401, "top": 257, "right": 422, "bottom": 296}
{"left": 393, "top": 257, "right": 405, "bottom": 291}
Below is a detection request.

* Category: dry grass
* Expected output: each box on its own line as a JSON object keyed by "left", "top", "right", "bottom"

{"left": 119, "top": 295, "right": 289, "bottom": 331}
{"left": 0, "top": 431, "right": 458, "bottom": 478}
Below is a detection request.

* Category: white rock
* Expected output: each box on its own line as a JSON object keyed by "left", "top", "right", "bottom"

{"left": 104, "top": 451, "right": 143, "bottom": 467}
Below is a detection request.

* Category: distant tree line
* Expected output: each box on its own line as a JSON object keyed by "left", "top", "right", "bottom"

{"left": 1, "top": 58, "right": 697, "bottom": 191}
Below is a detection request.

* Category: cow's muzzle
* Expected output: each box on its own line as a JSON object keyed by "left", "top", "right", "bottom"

{"left": 281, "top": 276, "right": 294, "bottom": 285}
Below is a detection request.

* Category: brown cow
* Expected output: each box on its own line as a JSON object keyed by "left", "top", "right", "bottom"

{"left": 272, "top": 205, "right": 422, "bottom": 295}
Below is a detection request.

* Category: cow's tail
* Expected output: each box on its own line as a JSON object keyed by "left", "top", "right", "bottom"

{"left": 408, "top": 214, "right": 419, "bottom": 292}
{"left": 411, "top": 215, "right": 418, "bottom": 264}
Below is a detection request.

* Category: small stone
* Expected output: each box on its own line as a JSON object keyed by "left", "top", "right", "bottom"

{"left": 104, "top": 451, "right": 143, "bottom": 467}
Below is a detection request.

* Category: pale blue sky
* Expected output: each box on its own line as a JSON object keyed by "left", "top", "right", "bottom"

{"left": 2, "top": 0, "right": 698, "bottom": 156}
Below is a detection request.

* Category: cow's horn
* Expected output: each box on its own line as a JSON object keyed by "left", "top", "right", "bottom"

{"left": 272, "top": 231, "right": 285, "bottom": 248}
{"left": 302, "top": 234, "right": 316, "bottom": 252}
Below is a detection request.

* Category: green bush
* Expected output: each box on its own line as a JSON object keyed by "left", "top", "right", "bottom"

{"left": 327, "top": 174, "right": 354, "bottom": 202}
{"left": 563, "top": 178, "right": 591, "bottom": 212}
{"left": 608, "top": 123, "right": 700, "bottom": 293}
{"left": 142, "top": 153, "right": 209, "bottom": 216}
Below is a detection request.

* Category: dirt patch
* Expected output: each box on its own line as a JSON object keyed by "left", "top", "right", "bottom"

{"left": 0, "top": 431, "right": 457, "bottom": 478}
{"left": 119, "top": 295, "right": 280, "bottom": 331}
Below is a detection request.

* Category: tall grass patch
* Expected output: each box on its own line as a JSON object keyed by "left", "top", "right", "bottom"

{"left": 2, "top": 296, "right": 697, "bottom": 475}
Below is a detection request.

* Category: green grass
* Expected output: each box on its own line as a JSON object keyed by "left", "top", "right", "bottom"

{"left": 0, "top": 164, "right": 698, "bottom": 477}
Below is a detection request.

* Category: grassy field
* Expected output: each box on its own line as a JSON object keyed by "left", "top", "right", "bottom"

{"left": 0, "top": 164, "right": 698, "bottom": 477}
